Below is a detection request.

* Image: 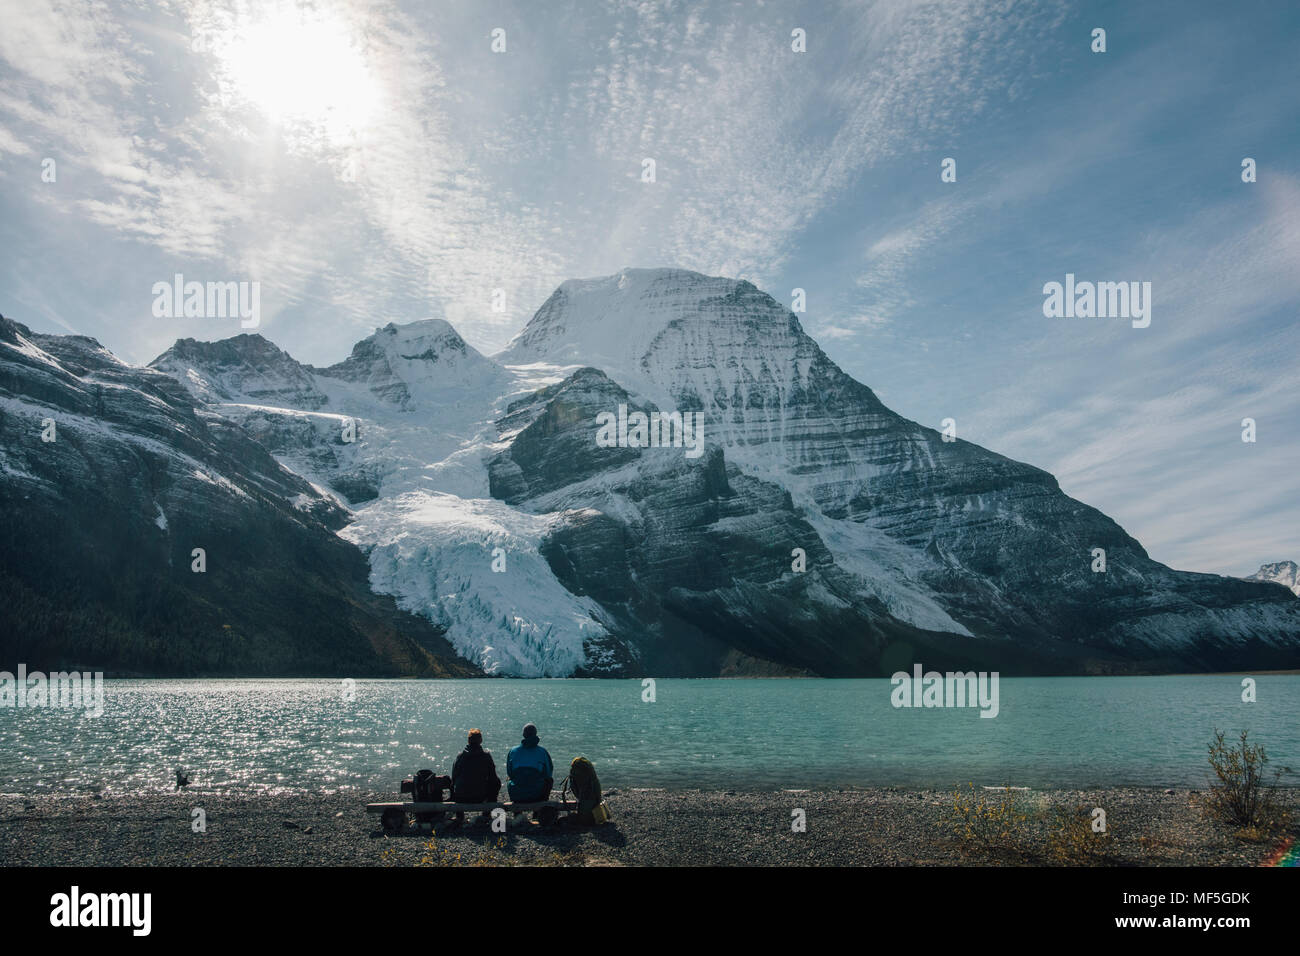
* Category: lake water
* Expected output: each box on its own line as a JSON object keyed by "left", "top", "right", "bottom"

{"left": 0, "top": 676, "right": 1296, "bottom": 796}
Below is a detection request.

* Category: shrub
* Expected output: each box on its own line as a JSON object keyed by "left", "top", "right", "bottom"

{"left": 1205, "top": 729, "right": 1291, "bottom": 834}
{"left": 1045, "top": 804, "right": 1113, "bottom": 865}
{"left": 947, "top": 783, "right": 1031, "bottom": 860}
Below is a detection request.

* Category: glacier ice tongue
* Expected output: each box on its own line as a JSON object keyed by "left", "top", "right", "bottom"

{"left": 339, "top": 491, "right": 608, "bottom": 676}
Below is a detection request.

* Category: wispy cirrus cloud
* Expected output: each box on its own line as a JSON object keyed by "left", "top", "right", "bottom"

{"left": 1, "top": 0, "right": 1296, "bottom": 574}
{"left": 0, "top": 0, "right": 1065, "bottom": 360}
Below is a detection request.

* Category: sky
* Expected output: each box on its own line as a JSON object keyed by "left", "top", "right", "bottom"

{"left": 0, "top": 0, "right": 1296, "bottom": 577}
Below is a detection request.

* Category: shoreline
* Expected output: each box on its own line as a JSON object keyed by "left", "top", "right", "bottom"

{"left": 2, "top": 787, "right": 1294, "bottom": 867}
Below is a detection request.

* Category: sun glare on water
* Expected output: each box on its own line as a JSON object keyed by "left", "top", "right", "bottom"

{"left": 215, "top": 7, "right": 382, "bottom": 139}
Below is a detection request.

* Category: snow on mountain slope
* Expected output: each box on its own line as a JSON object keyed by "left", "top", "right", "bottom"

{"left": 800, "top": 509, "right": 972, "bottom": 636}
{"left": 498, "top": 269, "right": 744, "bottom": 398}
{"left": 500, "top": 269, "right": 988, "bottom": 563}
{"left": 151, "top": 320, "right": 605, "bottom": 675}
{"left": 151, "top": 334, "right": 329, "bottom": 409}
{"left": 496, "top": 269, "right": 975, "bottom": 636}
{"left": 152, "top": 322, "right": 515, "bottom": 496}
{"left": 1246, "top": 561, "right": 1300, "bottom": 596}
{"left": 500, "top": 268, "right": 984, "bottom": 512}
{"left": 484, "top": 365, "right": 978, "bottom": 675}
{"left": 319, "top": 319, "right": 509, "bottom": 408}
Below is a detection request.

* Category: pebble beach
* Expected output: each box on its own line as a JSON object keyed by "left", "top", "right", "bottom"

{"left": 2, "top": 787, "right": 1294, "bottom": 867}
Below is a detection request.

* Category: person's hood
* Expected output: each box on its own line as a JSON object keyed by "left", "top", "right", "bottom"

{"left": 464, "top": 742, "right": 485, "bottom": 754}
{"left": 519, "top": 737, "right": 539, "bottom": 748}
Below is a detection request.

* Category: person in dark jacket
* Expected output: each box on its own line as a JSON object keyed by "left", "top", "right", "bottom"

{"left": 450, "top": 729, "right": 501, "bottom": 826}
{"left": 506, "top": 722, "right": 553, "bottom": 804}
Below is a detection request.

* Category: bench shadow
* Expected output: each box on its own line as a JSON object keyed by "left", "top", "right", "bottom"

{"left": 500, "top": 818, "right": 627, "bottom": 850}
{"left": 368, "top": 817, "right": 626, "bottom": 849}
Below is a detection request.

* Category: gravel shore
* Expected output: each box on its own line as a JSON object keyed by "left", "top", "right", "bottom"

{"left": 1, "top": 787, "right": 1294, "bottom": 866}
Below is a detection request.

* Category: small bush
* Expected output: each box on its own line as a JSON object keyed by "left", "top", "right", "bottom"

{"left": 1045, "top": 804, "right": 1113, "bottom": 865}
{"left": 1206, "top": 729, "right": 1291, "bottom": 834}
{"left": 947, "top": 783, "right": 1031, "bottom": 860}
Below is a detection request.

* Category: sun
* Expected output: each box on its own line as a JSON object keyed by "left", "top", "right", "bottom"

{"left": 214, "top": 6, "right": 382, "bottom": 140}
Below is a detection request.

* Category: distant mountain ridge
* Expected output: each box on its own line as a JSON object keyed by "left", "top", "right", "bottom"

{"left": 4, "top": 267, "right": 1298, "bottom": 677}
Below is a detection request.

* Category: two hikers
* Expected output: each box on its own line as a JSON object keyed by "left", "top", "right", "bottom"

{"left": 447, "top": 723, "right": 553, "bottom": 823}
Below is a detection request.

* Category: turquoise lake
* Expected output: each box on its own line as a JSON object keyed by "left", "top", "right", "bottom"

{"left": 0, "top": 676, "right": 1296, "bottom": 795}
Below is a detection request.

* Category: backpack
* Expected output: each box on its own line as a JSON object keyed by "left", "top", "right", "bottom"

{"left": 412, "top": 769, "right": 451, "bottom": 802}
{"left": 564, "top": 756, "right": 605, "bottom": 825}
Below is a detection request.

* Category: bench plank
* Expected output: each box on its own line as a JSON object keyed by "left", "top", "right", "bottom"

{"left": 366, "top": 801, "right": 573, "bottom": 813}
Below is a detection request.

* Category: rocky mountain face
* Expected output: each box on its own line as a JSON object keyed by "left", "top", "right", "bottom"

{"left": 494, "top": 269, "right": 1300, "bottom": 674}
{"left": 486, "top": 367, "right": 947, "bottom": 676}
{"left": 1246, "top": 561, "right": 1300, "bottom": 597}
{"left": 151, "top": 333, "right": 330, "bottom": 410}
{"left": 8, "top": 267, "right": 1297, "bottom": 678}
{"left": 0, "top": 315, "right": 475, "bottom": 677}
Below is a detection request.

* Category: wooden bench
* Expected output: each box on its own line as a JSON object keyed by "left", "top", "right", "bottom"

{"left": 366, "top": 799, "right": 576, "bottom": 832}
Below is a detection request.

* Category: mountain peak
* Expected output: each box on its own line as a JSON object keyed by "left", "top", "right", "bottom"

{"left": 320, "top": 316, "right": 504, "bottom": 407}
{"left": 150, "top": 332, "right": 326, "bottom": 408}
{"left": 496, "top": 267, "right": 786, "bottom": 389}
{"left": 374, "top": 317, "right": 458, "bottom": 339}
{"left": 554, "top": 266, "right": 749, "bottom": 294}
{"left": 1247, "top": 561, "right": 1300, "bottom": 596}
{"left": 338, "top": 317, "right": 469, "bottom": 361}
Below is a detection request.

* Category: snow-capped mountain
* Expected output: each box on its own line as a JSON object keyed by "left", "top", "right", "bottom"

{"left": 150, "top": 315, "right": 602, "bottom": 675}
{"left": 0, "top": 314, "right": 473, "bottom": 677}
{"left": 495, "top": 268, "right": 1300, "bottom": 672}
{"left": 8, "top": 268, "right": 1297, "bottom": 678}
{"left": 1246, "top": 561, "right": 1300, "bottom": 596}
{"left": 151, "top": 333, "right": 329, "bottom": 410}
{"left": 318, "top": 319, "right": 510, "bottom": 409}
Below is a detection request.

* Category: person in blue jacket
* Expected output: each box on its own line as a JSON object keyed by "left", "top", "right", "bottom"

{"left": 506, "top": 722, "right": 553, "bottom": 804}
